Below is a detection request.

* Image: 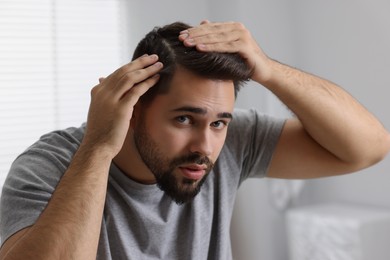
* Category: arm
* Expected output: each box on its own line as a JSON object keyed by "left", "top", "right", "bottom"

{"left": 261, "top": 61, "right": 390, "bottom": 178}
{"left": 0, "top": 54, "right": 163, "bottom": 259}
{"left": 0, "top": 145, "right": 112, "bottom": 260}
{"left": 179, "top": 21, "right": 390, "bottom": 179}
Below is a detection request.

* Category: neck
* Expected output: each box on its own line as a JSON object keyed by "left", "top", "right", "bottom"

{"left": 113, "top": 130, "right": 156, "bottom": 184}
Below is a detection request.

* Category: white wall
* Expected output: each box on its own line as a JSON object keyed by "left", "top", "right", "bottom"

{"left": 122, "top": 0, "right": 210, "bottom": 59}
{"left": 292, "top": 0, "right": 390, "bottom": 209}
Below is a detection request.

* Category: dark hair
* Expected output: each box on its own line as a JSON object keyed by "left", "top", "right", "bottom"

{"left": 132, "top": 22, "right": 253, "bottom": 104}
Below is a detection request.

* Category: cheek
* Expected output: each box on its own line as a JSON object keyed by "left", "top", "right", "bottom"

{"left": 150, "top": 128, "right": 188, "bottom": 154}
{"left": 212, "top": 133, "right": 228, "bottom": 156}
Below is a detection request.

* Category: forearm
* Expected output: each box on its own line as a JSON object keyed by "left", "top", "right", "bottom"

{"left": 3, "top": 144, "right": 112, "bottom": 260}
{"left": 261, "top": 59, "right": 390, "bottom": 166}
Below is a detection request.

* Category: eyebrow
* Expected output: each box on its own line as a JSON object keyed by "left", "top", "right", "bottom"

{"left": 172, "top": 106, "right": 233, "bottom": 120}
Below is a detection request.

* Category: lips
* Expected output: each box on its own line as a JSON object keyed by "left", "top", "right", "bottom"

{"left": 178, "top": 164, "right": 207, "bottom": 180}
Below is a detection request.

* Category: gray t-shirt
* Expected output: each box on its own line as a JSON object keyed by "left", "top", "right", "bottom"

{"left": 0, "top": 109, "right": 285, "bottom": 260}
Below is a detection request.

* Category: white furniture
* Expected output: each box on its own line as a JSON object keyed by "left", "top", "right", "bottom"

{"left": 286, "top": 203, "right": 390, "bottom": 260}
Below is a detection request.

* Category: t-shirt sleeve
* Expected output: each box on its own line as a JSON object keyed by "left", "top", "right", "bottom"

{"left": 0, "top": 127, "right": 82, "bottom": 245}
{"left": 225, "top": 108, "right": 286, "bottom": 184}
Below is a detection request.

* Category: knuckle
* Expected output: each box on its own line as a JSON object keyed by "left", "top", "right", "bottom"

{"left": 235, "top": 22, "right": 246, "bottom": 30}
{"left": 243, "top": 30, "right": 252, "bottom": 41}
{"left": 214, "top": 23, "right": 224, "bottom": 31}
{"left": 131, "top": 69, "right": 144, "bottom": 79}
{"left": 120, "top": 72, "right": 138, "bottom": 86}
{"left": 132, "top": 81, "right": 154, "bottom": 96}
{"left": 220, "top": 31, "right": 229, "bottom": 38}
{"left": 90, "top": 85, "right": 99, "bottom": 96}
{"left": 116, "top": 66, "right": 130, "bottom": 76}
{"left": 229, "top": 42, "right": 239, "bottom": 50}
{"left": 123, "top": 72, "right": 135, "bottom": 81}
{"left": 129, "top": 85, "right": 145, "bottom": 96}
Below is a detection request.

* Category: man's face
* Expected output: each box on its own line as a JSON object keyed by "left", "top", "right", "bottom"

{"left": 133, "top": 67, "right": 235, "bottom": 204}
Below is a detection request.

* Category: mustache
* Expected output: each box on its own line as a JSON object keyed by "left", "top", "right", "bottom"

{"left": 170, "top": 153, "right": 214, "bottom": 168}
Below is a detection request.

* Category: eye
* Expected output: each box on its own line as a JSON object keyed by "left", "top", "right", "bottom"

{"left": 211, "top": 120, "right": 228, "bottom": 130}
{"left": 175, "top": 115, "right": 192, "bottom": 125}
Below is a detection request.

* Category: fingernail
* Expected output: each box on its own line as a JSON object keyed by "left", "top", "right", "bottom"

{"left": 181, "top": 33, "right": 189, "bottom": 39}
{"left": 150, "top": 54, "right": 158, "bottom": 60}
{"left": 185, "top": 38, "right": 195, "bottom": 46}
{"left": 154, "top": 62, "right": 163, "bottom": 68}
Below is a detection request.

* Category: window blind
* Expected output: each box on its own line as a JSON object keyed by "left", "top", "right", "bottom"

{"left": 0, "top": 0, "right": 124, "bottom": 186}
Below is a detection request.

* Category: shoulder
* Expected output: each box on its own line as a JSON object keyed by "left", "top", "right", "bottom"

{"left": 34, "top": 124, "right": 85, "bottom": 154}
{"left": 0, "top": 125, "right": 85, "bottom": 247}
{"left": 218, "top": 109, "right": 285, "bottom": 180}
{"left": 6, "top": 124, "right": 86, "bottom": 186}
{"left": 227, "top": 108, "right": 285, "bottom": 146}
{"left": 22, "top": 124, "right": 85, "bottom": 167}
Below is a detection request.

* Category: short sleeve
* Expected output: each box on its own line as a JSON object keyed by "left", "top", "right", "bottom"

{"left": 225, "top": 109, "right": 285, "bottom": 184}
{"left": 0, "top": 126, "right": 83, "bottom": 245}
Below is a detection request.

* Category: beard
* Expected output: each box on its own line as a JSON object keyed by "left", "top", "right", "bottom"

{"left": 133, "top": 120, "right": 214, "bottom": 205}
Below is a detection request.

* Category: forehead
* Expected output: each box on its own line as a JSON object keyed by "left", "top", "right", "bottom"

{"left": 155, "top": 67, "right": 235, "bottom": 112}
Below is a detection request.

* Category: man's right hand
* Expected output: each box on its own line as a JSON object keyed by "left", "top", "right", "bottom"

{"left": 0, "top": 55, "right": 163, "bottom": 260}
{"left": 82, "top": 54, "right": 163, "bottom": 158}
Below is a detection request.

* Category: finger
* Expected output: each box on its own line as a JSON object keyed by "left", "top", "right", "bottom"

{"left": 113, "top": 61, "right": 163, "bottom": 98}
{"left": 107, "top": 54, "right": 159, "bottom": 83}
{"left": 182, "top": 22, "right": 236, "bottom": 39}
{"left": 181, "top": 22, "right": 242, "bottom": 47}
{"left": 196, "top": 40, "right": 242, "bottom": 53}
{"left": 179, "top": 23, "right": 215, "bottom": 41}
{"left": 117, "top": 54, "right": 159, "bottom": 79}
{"left": 120, "top": 74, "right": 160, "bottom": 106}
{"left": 185, "top": 27, "right": 244, "bottom": 50}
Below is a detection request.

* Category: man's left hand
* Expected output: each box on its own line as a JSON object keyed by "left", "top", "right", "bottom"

{"left": 178, "top": 20, "right": 271, "bottom": 84}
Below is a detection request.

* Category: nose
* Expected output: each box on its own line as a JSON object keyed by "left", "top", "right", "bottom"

{"left": 189, "top": 129, "right": 213, "bottom": 157}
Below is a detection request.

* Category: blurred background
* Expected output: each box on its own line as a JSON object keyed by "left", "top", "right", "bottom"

{"left": 1, "top": 0, "right": 389, "bottom": 259}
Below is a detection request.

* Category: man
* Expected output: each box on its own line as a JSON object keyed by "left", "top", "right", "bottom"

{"left": 0, "top": 21, "right": 389, "bottom": 259}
